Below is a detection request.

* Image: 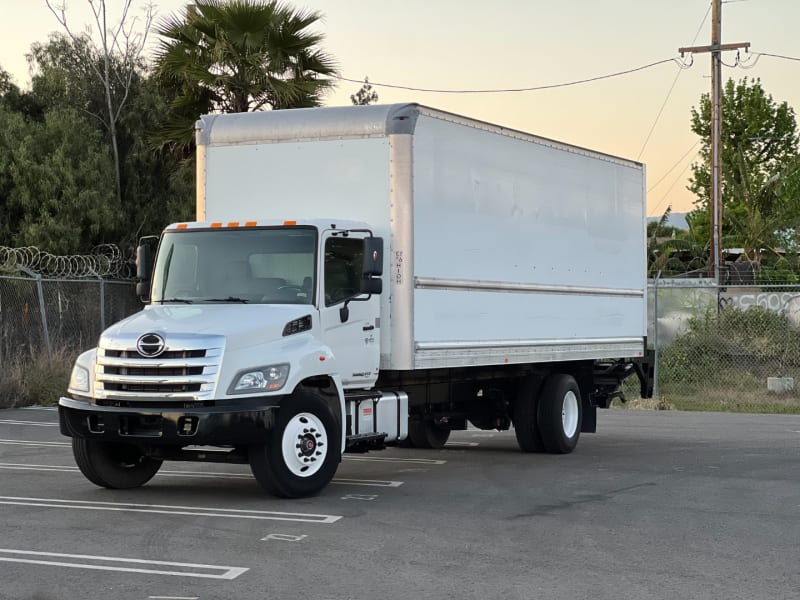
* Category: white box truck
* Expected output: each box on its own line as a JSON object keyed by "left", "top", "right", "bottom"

{"left": 59, "top": 104, "right": 653, "bottom": 498}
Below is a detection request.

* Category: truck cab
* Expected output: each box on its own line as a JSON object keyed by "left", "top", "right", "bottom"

{"left": 59, "top": 219, "right": 394, "bottom": 498}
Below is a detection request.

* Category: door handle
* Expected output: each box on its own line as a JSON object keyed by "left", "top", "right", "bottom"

{"left": 362, "top": 325, "right": 375, "bottom": 331}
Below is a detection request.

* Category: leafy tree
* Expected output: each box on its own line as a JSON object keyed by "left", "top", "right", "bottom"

{"left": 25, "top": 35, "right": 194, "bottom": 246}
{"left": 0, "top": 67, "right": 43, "bottom": 119}
{"left": 688, "top": 77, "right": 800, "bottom": 260}
{"left": 0, "top": 106, "right": 120, "bottom": 253}
{"left": 351, "top": 77, "right": 378, "bottom": 106}
{"left": 154, "top": 0, "right": 337, "bottom": 148}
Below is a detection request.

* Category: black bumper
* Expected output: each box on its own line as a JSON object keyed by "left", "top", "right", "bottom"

{"left": 58, "top": 397, "right": 278, "bottom": 446}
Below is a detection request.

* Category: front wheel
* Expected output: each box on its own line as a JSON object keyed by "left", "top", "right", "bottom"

{"left": 249, "top": 389, "right": 341, "bottom": 498}
{"left": 536, "top": 374, "right": 582, "bottom": 454}
{"left": 72, "top": 438, "right": 162, "bottom": 489}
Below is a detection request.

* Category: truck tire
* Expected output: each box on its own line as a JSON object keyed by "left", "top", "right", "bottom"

{"left": 537, "top": 374, "right": 582, "bottom": 454}
{"left": 408, "top": 420, "right": 450, "bottom": 449}
{"left": 72, "top": 438, "right": 162, "bottom": 489}
{"left": 248, "top": 389, "right": 341, "bottom": 498}
{"left": 513, "top": 376, "right": 546, "bottom": 453}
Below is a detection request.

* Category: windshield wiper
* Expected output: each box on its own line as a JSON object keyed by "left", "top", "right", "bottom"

{"left": 160, "top": 298, "right": 194, "bottom": 304}
{"left": 203, "top": 297, "right": 250, "bottom": 304}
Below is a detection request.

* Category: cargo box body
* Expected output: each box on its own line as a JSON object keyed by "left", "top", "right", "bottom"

{"left": 197, "top": 104, "right": 647, "bottom": 371}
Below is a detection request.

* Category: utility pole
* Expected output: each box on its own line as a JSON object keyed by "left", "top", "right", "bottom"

{"left": 679, "top": 0, "right": 749, "bottom": 284}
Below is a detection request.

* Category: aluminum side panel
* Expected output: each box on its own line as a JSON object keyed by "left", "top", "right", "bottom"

{"left": 410, "top": 113, "right": 646, "bottom": 362}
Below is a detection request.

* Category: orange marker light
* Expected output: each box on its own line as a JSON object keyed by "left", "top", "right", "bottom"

{"left": 283, "top": 220, "right": 297, "bottom": 226}
{"left": 176, "top": 223, "right": 188, "bottom": 230}
{"left": 227, "top": 221, "right": 240, "bottom": 227}
{"left": 245, "top": 221, "right": 257, "bottom": 227}
{"left": 210, "top": 222, "right": 222, "bottom": 228}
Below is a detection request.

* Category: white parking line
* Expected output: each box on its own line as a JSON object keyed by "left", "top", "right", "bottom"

{"left": 0, "top": 420, "right": 58, "bottom": 427}
{"left": 0, "top": 549, "right": 247, "bottom": 580}
{"left": 445, "top": 441, "right": 480, "bottom": 447}
{"left": 343, "top": 456, "right": 446, "bottom": 465}
{"left": 0, "top": 439, "right": 70, "bottom": 447}
{"left": 0, "top": 463, "right": 403, "bottom": 487}
{"left": 331, "top": 478, "right": 403, "bottom": 487}
{"left": 21, "top": 407, "right": 58, "bottom": 411}
{"left": 0, "top": 496, "right": 342, "bottom": 524}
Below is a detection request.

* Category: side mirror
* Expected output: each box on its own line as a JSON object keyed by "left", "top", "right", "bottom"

{"left": 362, "top": 237, "right": 383, "bottom": 276}
{"left": 136, "top": 244, "right": 152, "bottom": 280}
{"left": 135, "top": 243, "right": 153, "bottom": 303}
{"left": 362, "top": 237, "right": 383, "bottom": 296}
{"left": 362, "top": 277, "right": 382, "bottom": 295}
{"left": 136, "top": 280, "right": 151, "bottom": 301}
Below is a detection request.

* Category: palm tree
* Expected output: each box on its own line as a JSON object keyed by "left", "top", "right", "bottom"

{"left": 154, "top": 0, "right": 337, "bottom": 148}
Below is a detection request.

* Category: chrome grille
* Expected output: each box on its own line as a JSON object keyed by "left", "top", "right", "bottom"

{"left": 95, "top": 344, "right": 221, "bottom": 401}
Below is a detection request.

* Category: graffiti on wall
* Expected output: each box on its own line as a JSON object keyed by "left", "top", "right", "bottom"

{"left": 719, "top": 290, "right": 800, "bottom": 325}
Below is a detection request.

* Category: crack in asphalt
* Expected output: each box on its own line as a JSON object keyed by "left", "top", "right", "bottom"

{"left": 507, "top": 482, "right": 658, "bottom": 518}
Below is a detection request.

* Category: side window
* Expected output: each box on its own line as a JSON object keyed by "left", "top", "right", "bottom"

{"left": 324, "top": 237, "right": 363, "bottom": 306}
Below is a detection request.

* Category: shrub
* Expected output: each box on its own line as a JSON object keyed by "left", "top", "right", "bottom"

{"left": 0, "top": 347, "right": 74, "bottom": 409}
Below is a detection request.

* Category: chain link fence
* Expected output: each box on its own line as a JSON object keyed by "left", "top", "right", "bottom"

{"left": 622, "top": 278, "right": 800, "bottom": 413}
{"left": 0, "top": 275, "right": 139, "bottom": 363}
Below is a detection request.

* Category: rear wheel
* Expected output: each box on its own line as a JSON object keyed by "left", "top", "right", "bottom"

{"left": 408, "top": 420, "right": 450, "bottom": 449}
{"left": 513, "top": 375, "right": 545, "bottom": 453}
{"left": 249, "top": 389, "right": 341, "bottom": 498}
{"left": 72, "top": 438, "right": 162, "bottom": 489}
{"left": 537, "top": 374, "right": 582, "bottom": 454}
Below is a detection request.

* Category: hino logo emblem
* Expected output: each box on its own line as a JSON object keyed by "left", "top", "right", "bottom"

{"left": 136, "top": 333, "right": 166, "bottom": 357}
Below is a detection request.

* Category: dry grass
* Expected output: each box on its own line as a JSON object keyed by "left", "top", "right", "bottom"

{"left": 616, "top": 388, "right": 800, "bottom": 414}
{"left": 0, "top": 348, "right": 74, "bottom": 409}
{"left": 613, "top": 397, "right": 676, "bottom": 411}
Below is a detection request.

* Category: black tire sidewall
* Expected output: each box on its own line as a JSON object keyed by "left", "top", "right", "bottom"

{"left": 513, "top": 375, "right": 546, "bottom": 452}
{"left": 73, "top": 438, "right": 162, "bottom": 489}
{"left": 408, "top": 420, "right": 450, "bottom": 449}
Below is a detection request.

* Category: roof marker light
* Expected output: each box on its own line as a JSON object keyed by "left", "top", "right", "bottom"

{"left": 227, "top": 221, "right": 240, "bottom": 227}
{"left": 210, "top": 222, "right": 222, "bottom": 228}
{"left": 245, "top": 221, "right": 257, "bottom": 227}
{"left": 283, "top": 220, "right": 297, "bottom": 226}
{"left": 176, "top": 223, "right": 188, "bottom": 230}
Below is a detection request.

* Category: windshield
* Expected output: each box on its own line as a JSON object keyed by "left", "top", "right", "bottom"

{"left": 151, "top": 227, "right": 317, "bottom": 305}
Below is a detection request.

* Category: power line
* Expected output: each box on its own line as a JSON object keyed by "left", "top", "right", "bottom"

{"left": 636, "top": 3, "right": 711, "bottom": 160}
{"left": 333, "top": 57, "right": 689, "bottom": 94}
{"left": 649, "top": 150, "right": 700, "bottom": 217}
{"left": 647, "top": 141, "right": 701, "bottom": 193}
{"left": 753, "top": 51, "right": 800, "bottom": 62}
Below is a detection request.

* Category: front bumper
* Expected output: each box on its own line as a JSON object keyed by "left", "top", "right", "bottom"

{"left": 58, "top": 397, "right": 278, "bottom": 446}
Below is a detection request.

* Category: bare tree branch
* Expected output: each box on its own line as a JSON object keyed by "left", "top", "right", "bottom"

{"left": 47, "top": 0, "right": 154, "bottom": 207}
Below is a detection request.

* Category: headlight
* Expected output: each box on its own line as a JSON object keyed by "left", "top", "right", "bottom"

{"left": 228, "top": 364, "right": 290, "bottom": 394}
{"left": 69, "top": 365, "right": 90, "bottom": 393}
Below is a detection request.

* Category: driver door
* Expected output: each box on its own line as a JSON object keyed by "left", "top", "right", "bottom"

{"left": 318, "top": 232, "right": 380, "bottom": 389}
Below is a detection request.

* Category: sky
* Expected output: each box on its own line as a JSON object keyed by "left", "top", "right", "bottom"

{"left": 1, "top": 0, "right": 799, "bottom": 217}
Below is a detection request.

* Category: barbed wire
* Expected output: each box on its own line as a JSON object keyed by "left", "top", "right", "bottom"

{"left": 0, "top": 244, "right": 135, "bottom": 279}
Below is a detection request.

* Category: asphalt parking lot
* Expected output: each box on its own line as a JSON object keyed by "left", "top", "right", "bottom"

{"left": 0, "top": 407, "right": 797, "bottom": 600}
